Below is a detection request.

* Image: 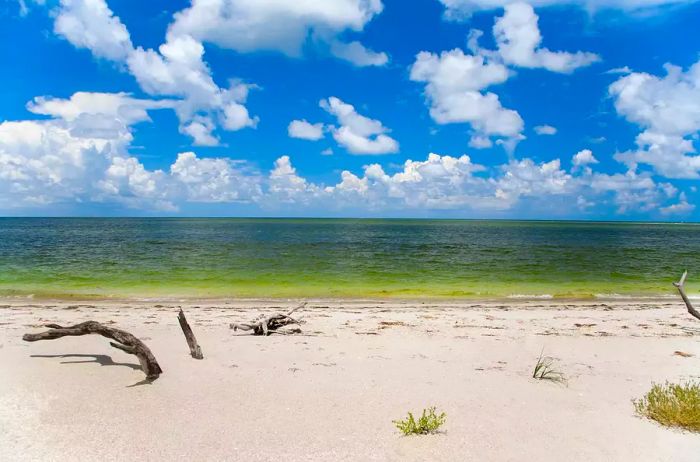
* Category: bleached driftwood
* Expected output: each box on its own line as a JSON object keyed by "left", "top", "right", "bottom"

{"left": 674, "top": 270, "right": 700, "bottom": 321}
{"left": 23, "top": 321, "right": 163, "bottom": 380}
{"left": 230, "top": 302, "right": 307, "bottom": 336}
{"left": 177, "top": 308, "right": 203, "bottom": 359}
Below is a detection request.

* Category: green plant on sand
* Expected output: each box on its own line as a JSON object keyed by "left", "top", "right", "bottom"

{"left": 532, "top": 349, "right": 566, "bottom": 383}
{"left": 393, "top": 407, "right": 446, "bottom": 435}
{"left": 634, "top": 381, "right": 700, "bottom": 432}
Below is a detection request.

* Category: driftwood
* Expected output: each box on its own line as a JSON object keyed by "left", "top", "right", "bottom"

{"left": 177, "top": 308, "right": 203, "bottom": 359}
{"left": 230, "top": 302, "right": 307, "bottom": 335}
{"left": 23, "top": 321, "right": 163, "bottom": 380}
{"left": 674, "top": 271, "right": 700, "bottom": 321}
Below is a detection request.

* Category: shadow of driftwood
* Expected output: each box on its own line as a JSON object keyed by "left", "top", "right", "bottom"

{"left": 31, "top": 354, "right": 142, "bottom": 371}
{"left": 127, "top": 377, "right": 158, "bottom": 388}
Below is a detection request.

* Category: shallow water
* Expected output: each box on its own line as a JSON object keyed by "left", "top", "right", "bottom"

{"left": 0, "top": 218, "right": 698, "bottom": 299}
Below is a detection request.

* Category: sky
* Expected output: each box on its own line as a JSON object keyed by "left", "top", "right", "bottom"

{"left": 1, "top": 0, "right": 699, "bottom": 219}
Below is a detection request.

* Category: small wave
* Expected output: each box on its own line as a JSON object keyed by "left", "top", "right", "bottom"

{"left": 507, "top": 294, "right": 554, "bottom": 299}
{"left": 593, "top": 293, "right": 679, "bottom": 299}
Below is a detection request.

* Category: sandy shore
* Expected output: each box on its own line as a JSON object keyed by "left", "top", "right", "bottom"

{"left": 2, "top": 298, "right": 700, "bottom": 461}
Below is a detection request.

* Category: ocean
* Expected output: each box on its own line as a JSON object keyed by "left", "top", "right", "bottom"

{"left": 0, "top": 218, "right": 698, "bottom": 299}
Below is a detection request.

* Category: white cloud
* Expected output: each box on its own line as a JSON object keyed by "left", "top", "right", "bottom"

{"left": 0, "top": 92, "right": 259, "bottom": 211}
{"left": 320, "top": 97, "right": 399, "bottom": 155}
{"left": 410, "top": 4, "right": 595, "bottom": 149}
{"left": 168, "top": 0, "right": 386, "bottom": 66}
{"left": 605, "top": 66, "right": 632, "bottom": 75}
{"left": 493, "top": 3, "right": 599, "bottom": 73}
{"left": 53, "top": 0, "right": 133, "bottom": 61}
{"left": 610, "top": 60, "right": 700, "bottom": 178}
{"left": 288, "top": 120, "right": 325, "bottom": 141}
{"left": 469, "top": 135, "right": 494, "bottom": 149}
{"left": 0, "top": 98, "right": 690, "bottom": 217}
{"left": 180, "top": 116, "right": 219, "bottom": 146}
{"left": 572, "top": 149, "right": 598, "bottom": 166}
{"left": 29, "top": 92, "right": 158, "bottom": 122}
{"left": 329, "top": 40, "right": 388, "bottom": 67}
{"left": 126, "top": 34, "right": 259, "bottom": 143}
{"left": 534, "top": 124, "right": 557, "bottom": 135}
{"left": 660, "top": 193, "right": 695, "bottom": 215}
{"left": 495, "top": 158, "right": 574, "bottom": 202}
{"left": 46, "top": 0, "right": 258, "bottom": 146}
{"left": 438, "top": 0, "right": 695, "bottom": 18}
{"left": 170, "top": 152, "right": 261, "bottom": 202}
{"left": 268, "top": 155, "right": 321, "bottom": 203}
{"left": 323, "top": 153, "right": 498, "bottom": 210}
{"left": 410, "top": 49, "right": 522, "bottom": 142}
{"left": 0, "top": 108, "right": 173, "bottom": 210}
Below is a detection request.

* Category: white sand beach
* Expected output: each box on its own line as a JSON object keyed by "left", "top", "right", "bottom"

{"left": 2, "top": 298, "right": 700, "bottom": 461}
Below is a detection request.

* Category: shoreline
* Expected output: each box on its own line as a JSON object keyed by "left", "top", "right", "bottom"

{"left": 0, "top": 293, "right": 694, "bottom": 305}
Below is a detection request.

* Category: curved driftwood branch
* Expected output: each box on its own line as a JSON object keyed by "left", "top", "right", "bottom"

{"left": 674, "top": 270, "right": 700, "bottom": 321}
{"left": 230, "top": 302, "right": 307, "bottom": 336}
{"left": 23, "top": 321, "right": 162, "bottom": 379}
{"left": 178, "top": 309, "right": 203, "bottom": 359}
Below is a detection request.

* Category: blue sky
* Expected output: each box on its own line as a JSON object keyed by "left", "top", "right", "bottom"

{"left": 1, "top": 0, "right": 699, "bottom": 219}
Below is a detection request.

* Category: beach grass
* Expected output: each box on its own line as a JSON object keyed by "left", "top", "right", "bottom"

{"left": 634, "top": 381, "right": 700, "bottom": 432}
{"left": 532, "top": 350, "right": 566, "bottom": 384}
{"left": 393, "top": 407, "right": 446, "bottom": 435}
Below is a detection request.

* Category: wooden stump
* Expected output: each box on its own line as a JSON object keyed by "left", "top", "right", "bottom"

{"left": 178, "top": 309, "right": 203, "bottom": 359}
{"left": 23, "top": 321, "right": 163, "bottom": 380}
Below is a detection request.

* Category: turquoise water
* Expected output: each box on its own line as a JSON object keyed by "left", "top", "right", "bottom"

{"left": 0, "top": 218, "right": 698, "bottom": 299}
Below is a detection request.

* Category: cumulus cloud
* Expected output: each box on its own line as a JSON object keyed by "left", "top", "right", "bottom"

{"left": 572, "top": 149, "right": 598, "bottom": 166}
{"left": 126, "top": 34, "right": 258, "bottom": 145}
{"left": 320, "top": 97, "right": 399, "bottom": 155}
{"left": 27, "top": 92, "right": 177, "bottom": 142}
{"left": 438, "top": 0, "right": 695, "bottom": 18}
{"left": 288, "top": 120, "right": 325, "bottom": 141}
{"left": 53, "top": 0, "right": 133, "bottom": 61}
{"left": 410, "top": 3, "right": 596, "bottom": 149}
{"left": 168, "top": 0, "right": 386, "bottom": 65}
{"left": 410, "top": 49, "right": 522, "bottom": 143}
{"left": 0, "top": 95, "right": 690, "bottom": 217}
{"left": 0, "top": 92, "right": 259, "bottom": 211}
{"left": 609, "top": 60, "right": 700, "bottom": 178}
{"left": 493, "top": 3, "right": 599, "bottom": 73}
{"left": 0, "top": 101, "right": 172, "bottom": 210}
{"left": 170, "top": 152, "right": 262, "bottom": 202}
{"left": 47, "top": 0, "right": 258, "bottom": 146}
{"left": 495, "top": 158, "right": 574, "bottom": 203}
{"left": 534, "top": 124, "right": 557, "bottom": 135}
{"left": 268, "top": 155, "right": 321, "bottom": 203}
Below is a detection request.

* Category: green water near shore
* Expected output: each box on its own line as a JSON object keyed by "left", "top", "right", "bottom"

{"left": 0, "top": 218, "right": 698, "bottom": 300}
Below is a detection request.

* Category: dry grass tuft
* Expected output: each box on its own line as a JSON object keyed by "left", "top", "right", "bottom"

{"left": 634, "top": 382, "right": 700, "bottom": 432}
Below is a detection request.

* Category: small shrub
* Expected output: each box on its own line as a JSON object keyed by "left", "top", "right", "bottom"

{"left": 532, "top": 350, "right": 566, "bottom": 383}
{"left": 393, "top": 407, "right": 446, "bottom": 435}
{"left": 634, "top": 381, "right": 700, "bottom": 432}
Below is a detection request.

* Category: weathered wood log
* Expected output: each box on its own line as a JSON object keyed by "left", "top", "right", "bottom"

{"left": 674, "top": 271, "right": 700, "bottom": 321}
{"left": 23, "top": 321, "right": 162, "bottom": 379}
{"left": 177, "top": 308, "right": 203, "bottom": 359}
{"left": 230, "top": 302, "right": 306, "bottom": 336}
